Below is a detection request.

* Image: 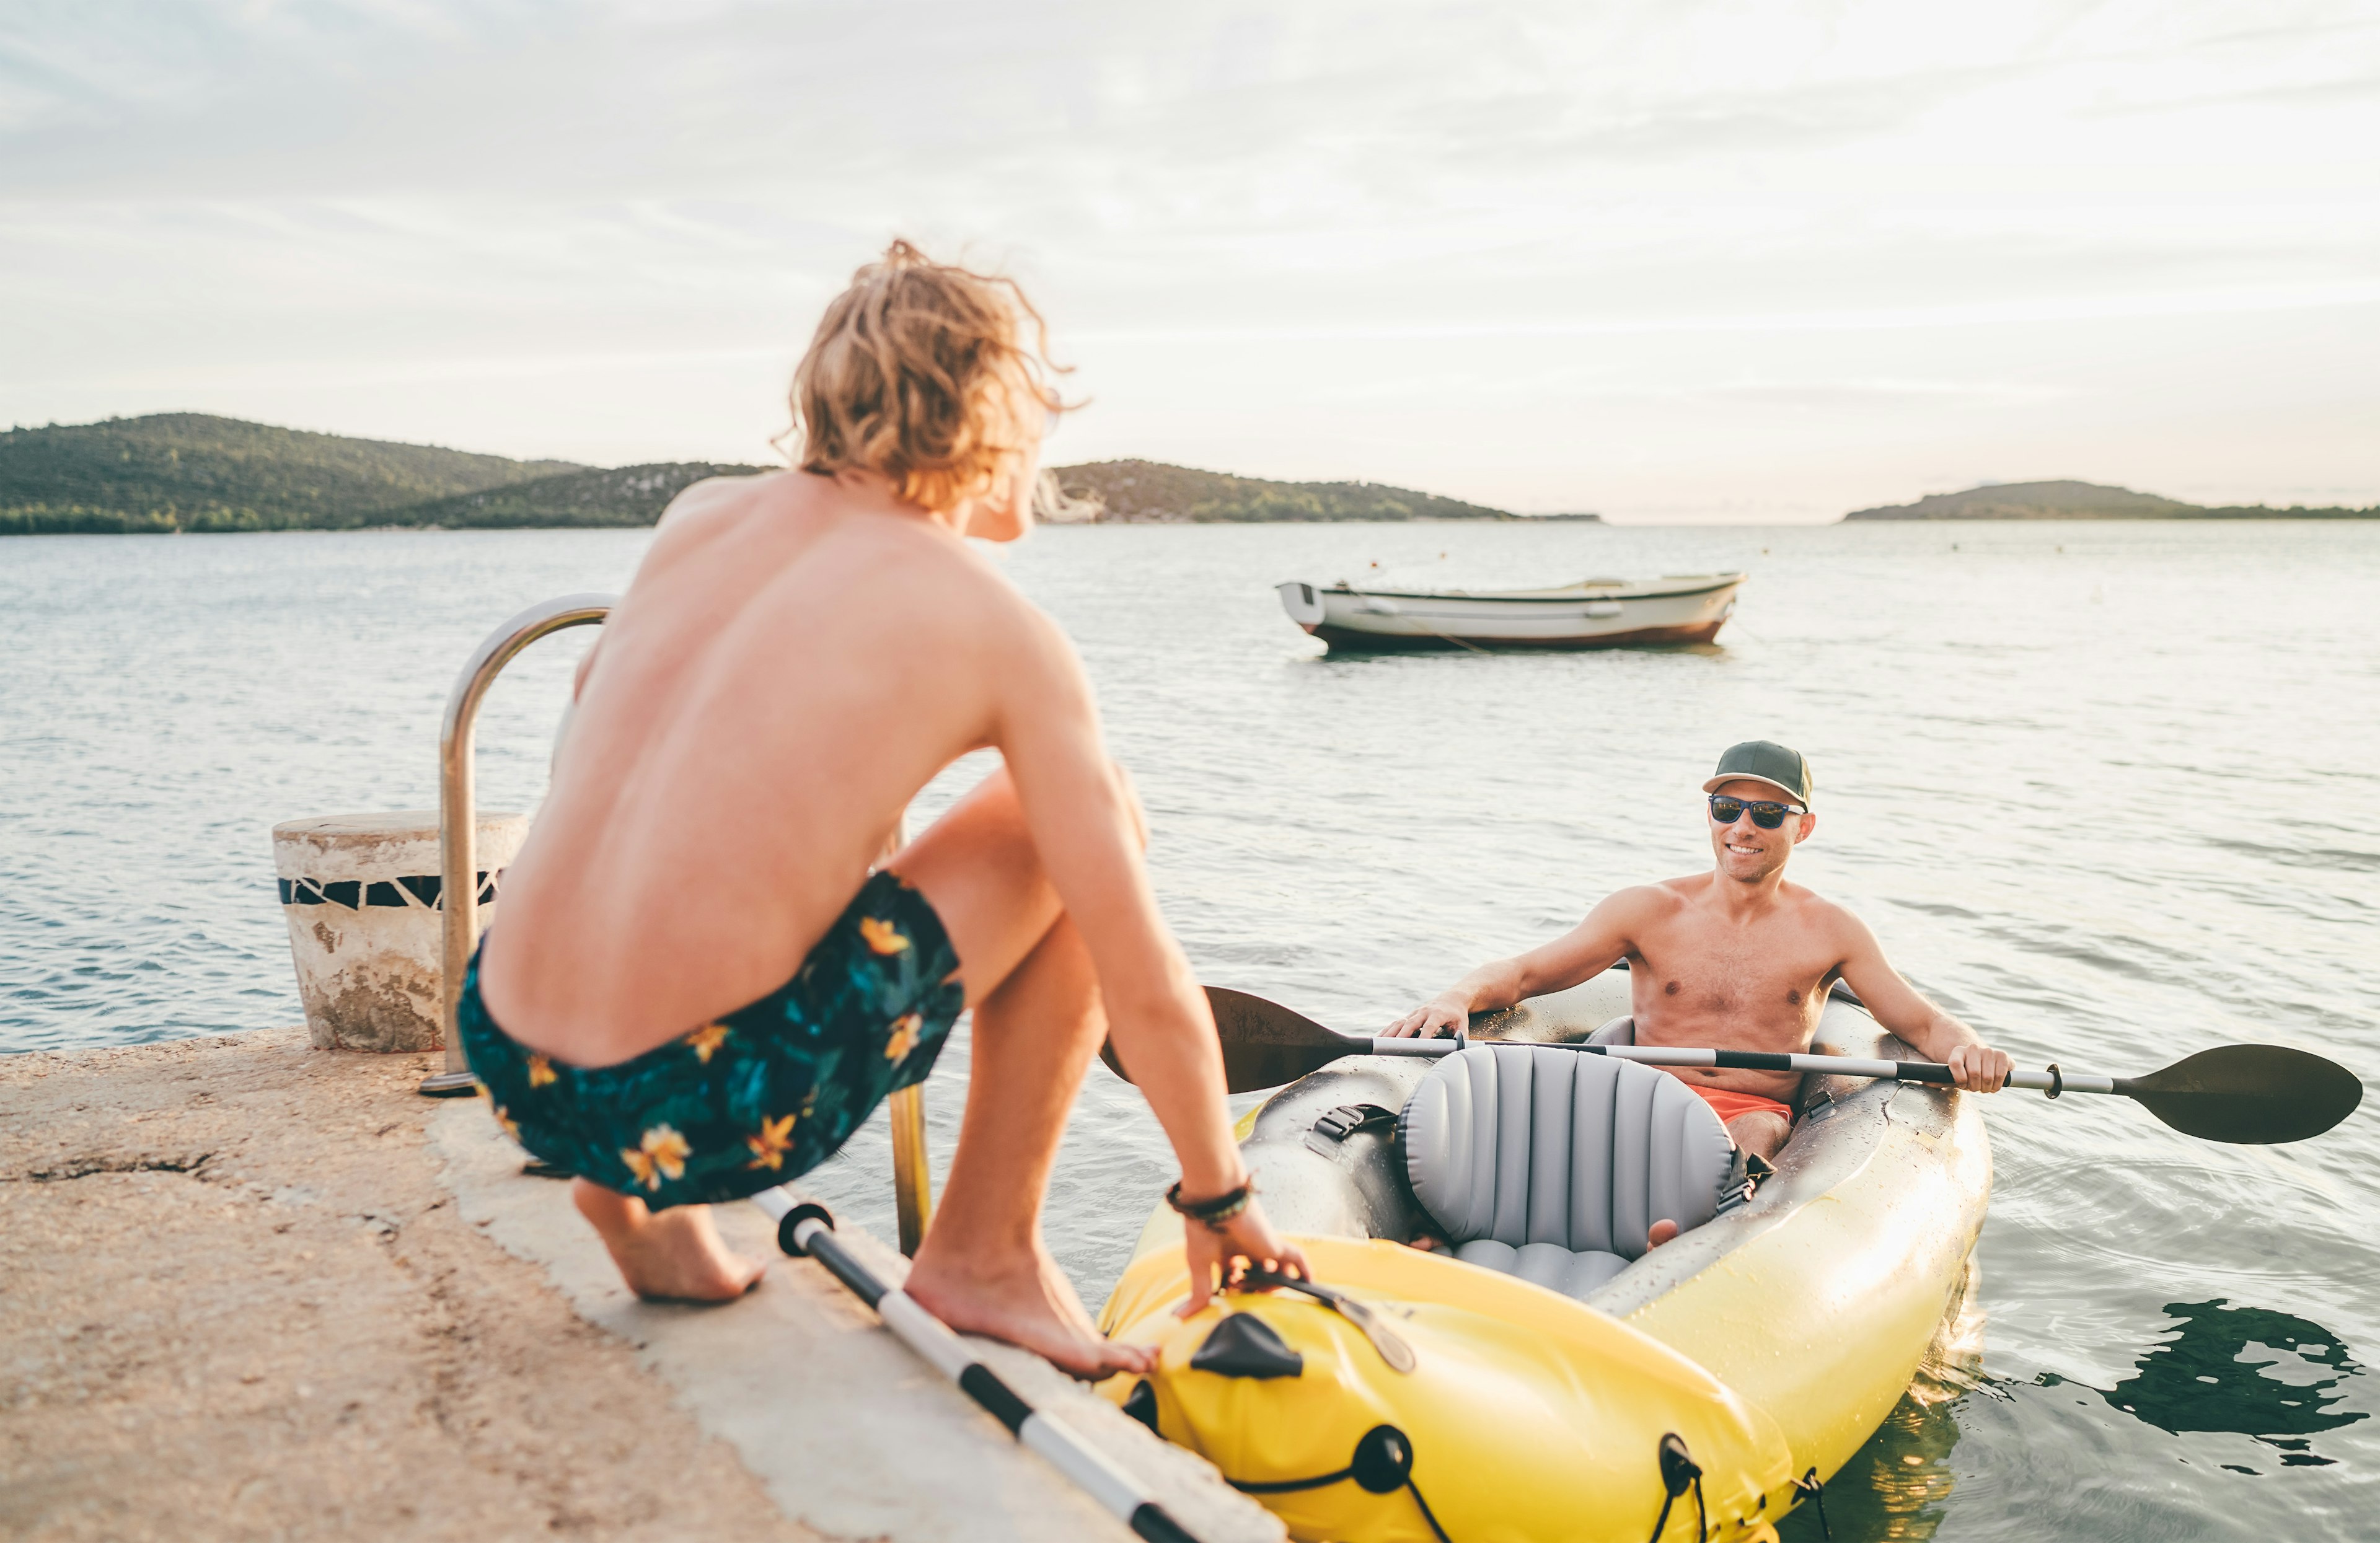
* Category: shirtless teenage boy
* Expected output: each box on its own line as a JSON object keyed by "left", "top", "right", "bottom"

{"left": 467, "top": 242, "right": 1306, "bottom": 1378}
{"left": 1385, "top": 741, "right": 2011, "bottom": 1189}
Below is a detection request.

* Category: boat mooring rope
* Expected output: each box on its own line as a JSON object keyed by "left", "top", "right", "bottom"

{"left": 1341, "top": 585, "right": 1495, "bottom": 655}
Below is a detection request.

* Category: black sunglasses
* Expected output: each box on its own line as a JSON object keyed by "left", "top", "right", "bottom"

{"left": 1708, "top": 794, "right": 1807, "bottom": 829}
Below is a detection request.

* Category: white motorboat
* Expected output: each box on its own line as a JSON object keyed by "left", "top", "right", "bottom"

{"left": 1276, "top": 572, "right": 1746, "bottom": 651}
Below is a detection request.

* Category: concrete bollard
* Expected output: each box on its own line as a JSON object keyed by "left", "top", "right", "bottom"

{"left": 273, "top": 811, "right": 529, "bottom": 1053}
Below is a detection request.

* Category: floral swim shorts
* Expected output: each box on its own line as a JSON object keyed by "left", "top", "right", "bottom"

{"left": 459, "top": 869, "right": 964, "bottom": 1209}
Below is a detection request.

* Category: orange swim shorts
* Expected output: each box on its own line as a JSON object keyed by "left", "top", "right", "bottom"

{"left": 1690, "top": 1086, "right": 1793, "bottom": 1127}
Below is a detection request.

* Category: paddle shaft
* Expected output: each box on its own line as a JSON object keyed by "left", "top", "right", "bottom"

{"left": 1355, "top": 1035, "right": 2114, "bottom": 1094}
{"left": 748, "top": 1190, "right": 1201, "bottom": 1543}
{"left": 1197, "top": 987, "right": 2359, "bottom": 1142}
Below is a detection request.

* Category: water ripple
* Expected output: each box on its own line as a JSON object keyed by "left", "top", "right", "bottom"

{"left": 7, "top": 521, "right": 2380, "bottom": 1539}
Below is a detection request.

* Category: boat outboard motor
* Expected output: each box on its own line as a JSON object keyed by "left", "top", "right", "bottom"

{"left": 1399, "top": 1044, "right": 1737, "bottom": 1299}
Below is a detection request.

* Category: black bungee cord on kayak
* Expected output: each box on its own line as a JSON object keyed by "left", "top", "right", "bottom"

{"left": 1227, "top": 1425, "right": 1453, "bottom": 1543}
{"left": 1166, "top": 1302, "right": 1727, "bottom": 1543}
{"left": 1793, "top": 1466, "right": 1833, "bottom": 1539}
{"left": 1645, "top": 1433, "right": 1709, "bottom": 1543}
{"left": 1210, "top": 1420, "right": 1734, "bottom": 1543}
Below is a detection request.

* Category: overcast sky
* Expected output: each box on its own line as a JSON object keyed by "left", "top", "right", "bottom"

{"left": 4, "top": 1, "right": 2374, "bottom": 521}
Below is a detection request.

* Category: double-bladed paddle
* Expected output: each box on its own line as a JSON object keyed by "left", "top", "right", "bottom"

{"left": 1099, "top": 988, "right": 2363, "bottom": 1146}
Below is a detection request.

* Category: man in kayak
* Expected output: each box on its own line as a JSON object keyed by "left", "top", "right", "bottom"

{"left": 467, "top": 241, "right": 1307, "bottom": 1379}
{"left": 1385, "top": 740, "right": 2011, "bottom": 1234}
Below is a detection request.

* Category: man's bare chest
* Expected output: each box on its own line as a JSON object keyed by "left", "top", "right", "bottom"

{"left": 1628, "top": 929, "right": 1838, "bottom": 1037}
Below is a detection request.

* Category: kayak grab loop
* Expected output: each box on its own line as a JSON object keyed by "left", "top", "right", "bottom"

{"left": 1647, "top": 1433, "right": 1708, "bottom": 1543}
{"left": 2044, "top": 1062, "right": 2065, "bottom": 1099}
{"left": 1792, "top": 1466, "right": 1831, "bottom": 1539}
{"left": 1236, "top": 1269, "right": 1417, "bottom": 1373}
{"left": 1230, "top": 1425, "right": 1452, "bottom": 1543}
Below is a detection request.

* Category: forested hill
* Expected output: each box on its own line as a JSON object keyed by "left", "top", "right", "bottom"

{"left": 0, "top": 414, "right": 584, "bottom": 534}
{"left": 1, "top": 413, "right": 1594, "bottom": 532}
{"left": 392, "top": 462, "right": 770, "bottom": 529}
{"left": 1051, "top": 458, "right": 1596, "bottom": 523}
{"left": 1844, "top": 479, "right": 2379, "bottom": 520}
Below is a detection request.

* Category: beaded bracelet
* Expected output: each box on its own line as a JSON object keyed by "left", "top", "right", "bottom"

{"left": 1165, "top": 1176, "right": 1256, "bottom": 1231}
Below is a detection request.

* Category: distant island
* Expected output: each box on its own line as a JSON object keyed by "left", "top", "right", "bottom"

{"left": 1844, "top": 479, "right": 2378, "bottom": 521}
{"left": 0, "top": 413, "right": 1599, "bottom": 534}
{"left": 1051, "top": 459, "right": 1598, "bottom": 524}
{"left": 0, "top": 414, "right": 759, "bottom": 535}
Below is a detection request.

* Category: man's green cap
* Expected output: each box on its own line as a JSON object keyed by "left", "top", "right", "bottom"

{"left": 1703, "top": 741, "right": 1812, "bottom": 806}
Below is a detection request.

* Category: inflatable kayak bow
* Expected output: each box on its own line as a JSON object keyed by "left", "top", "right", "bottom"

{"left": 1098, "top": 969, "right": 1994, "bottom": 1542}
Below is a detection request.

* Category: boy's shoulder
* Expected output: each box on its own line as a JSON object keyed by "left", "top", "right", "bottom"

{"left": 650, "top": 467, "right": 787, "bottom": 537}
{"left": 639, "top": 475, "right": 1062, "bottom": 662}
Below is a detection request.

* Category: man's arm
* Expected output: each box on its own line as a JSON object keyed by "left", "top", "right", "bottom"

{"left": 1831, "top": 910, "right": 2012, "bottom": 1092}
{"left": 1382, "top": 888, "right": 1656, "bottom": 1038}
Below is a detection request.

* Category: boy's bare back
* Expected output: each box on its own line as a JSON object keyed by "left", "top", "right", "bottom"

{"left": 465, "top": 239, "right": 1300, "bottom": 1352}
{"left": 482, "top": 468, "right": 1080, "bottom": 1066}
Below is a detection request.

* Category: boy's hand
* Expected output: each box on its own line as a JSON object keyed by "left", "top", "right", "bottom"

{"left": 1382, "top": 995, "right": 1466, "bottom": 1039}
{"left": 1177, "top": 1199, "right": 1312, "bottom": 1316}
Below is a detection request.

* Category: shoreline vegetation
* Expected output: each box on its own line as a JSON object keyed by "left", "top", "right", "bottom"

{"left": 1048, "top": 459, "right": 1598, "bottom": 525}
{"left": 7, "top": 416, "right": 2369, "bottom": 535}
{"left": 1843, "top": 479, "right": 2378, "bottom": 521}
{"left": 0, "top": 413, "right": 1601, "bottom": 535}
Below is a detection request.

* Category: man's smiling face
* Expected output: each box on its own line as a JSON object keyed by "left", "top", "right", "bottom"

{"left": 1706, "top": 776, "right": 1816, "bottom": 883}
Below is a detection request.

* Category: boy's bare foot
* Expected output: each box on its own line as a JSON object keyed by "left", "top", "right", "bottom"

{"left": 1647, "top": 1218, "right": 1681, "bottom": 1248}
{"left": 906, "top": 1240, "right": 1154, "bottom": 1380}
{"left": 573, "top": 1180, "right": 767, "bottom": 1302}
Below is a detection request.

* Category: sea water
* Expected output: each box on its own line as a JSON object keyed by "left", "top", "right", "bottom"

{"left": 3, "top": 519, "right": 2375, "bottom": 1539}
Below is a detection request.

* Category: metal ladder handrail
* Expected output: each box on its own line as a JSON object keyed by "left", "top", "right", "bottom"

{"left": 417, "top": 592, "right": 618, "bottom": 1096}
{"left": 416, "top": 592, "right": 935, "bottom": 1254}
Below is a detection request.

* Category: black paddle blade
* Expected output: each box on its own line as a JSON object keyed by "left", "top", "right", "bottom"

{"left": 2121, "top": 1044, "right": 2364, "bottom": 1145}
{"left": 1097, "top": 987, "right": 1368, "bottom": 1093}
{"left": 1206, "top": 987, "right": 1374, "bottom": 1092}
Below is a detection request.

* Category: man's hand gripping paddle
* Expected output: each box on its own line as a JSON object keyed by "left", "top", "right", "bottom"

{"left": 1102, "top": 987, "right": 2363, "bottom": 1146}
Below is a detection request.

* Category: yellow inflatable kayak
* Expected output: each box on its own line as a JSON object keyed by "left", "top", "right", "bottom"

{"left": 1097, "top": 968, "right": 1991, "bottom": 1542}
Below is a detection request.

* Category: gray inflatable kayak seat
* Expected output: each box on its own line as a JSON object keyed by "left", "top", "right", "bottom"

{"left": 1397, "top": 1041, "right": 1736, "bottom": 1302}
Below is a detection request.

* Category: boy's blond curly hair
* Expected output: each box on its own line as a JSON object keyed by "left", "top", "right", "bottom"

{"left": 788, "top": 240, "right": 1069, "bottom": 515}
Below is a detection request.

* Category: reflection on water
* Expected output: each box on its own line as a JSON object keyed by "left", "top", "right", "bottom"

{"left": 1781, "top": 1262, "right": 1983, "bottom": 1542}
{"left": 1780, "top": 1392, "right": 1966, "bottom": 1543}
{"left": 1796, "top": 1298, "right": 2370, "bottom": 1540}
{"left": 7, "top": 522, "right": 2378, "bottom": 1537}
{"left": 2047, "top": 1299, "right": 2367, "bottom": 1472}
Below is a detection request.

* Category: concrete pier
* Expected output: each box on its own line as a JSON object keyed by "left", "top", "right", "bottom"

{"left": 0, "top": 1027, "right": 1282, "bottom": 1543}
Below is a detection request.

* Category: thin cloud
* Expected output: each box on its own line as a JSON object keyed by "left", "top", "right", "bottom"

{"left": 1, "top": 0, "right": 2375, "bottom": 515}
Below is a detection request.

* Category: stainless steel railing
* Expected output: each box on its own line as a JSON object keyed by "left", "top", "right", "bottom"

{"left": 417, "top": 592, "right": 618, "bottom": 1096}
{"left": 416, "top": 592, "right": 935, "bottom": 1254}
